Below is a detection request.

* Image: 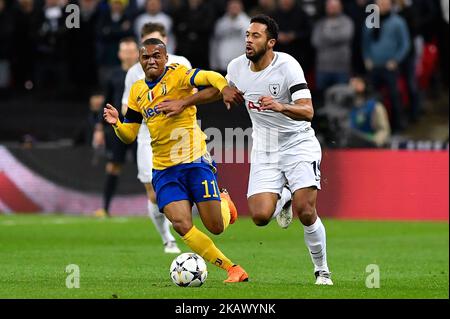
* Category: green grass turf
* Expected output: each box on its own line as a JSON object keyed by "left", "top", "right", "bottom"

{"left": 0, "top": 214, "right": 448, "bottom": 299}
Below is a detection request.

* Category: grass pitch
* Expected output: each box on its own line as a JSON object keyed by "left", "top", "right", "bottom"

{"left": 0, "top": 214, "right": 448, "bottom": 299}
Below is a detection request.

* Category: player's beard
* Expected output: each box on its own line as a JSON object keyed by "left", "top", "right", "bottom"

{"left": 246, "top": 45, "right": 267, "bottom": 63}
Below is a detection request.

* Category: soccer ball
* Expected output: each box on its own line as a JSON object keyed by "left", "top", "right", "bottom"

{"left": 170, "top": 253, "right": 208, "bottom": 287}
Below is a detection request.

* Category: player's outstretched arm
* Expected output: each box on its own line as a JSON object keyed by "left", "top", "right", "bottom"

{"left": 259, "top": 96, "right": 314, "bottom": 121}
{"left": 193, "top": 70, "right": 244, "bottom": 109}
{"left": 103, "top": 104, "right": 141, "bottom": 144}
{"left": 158, "top": 87, "right": 221, "bottom": 117}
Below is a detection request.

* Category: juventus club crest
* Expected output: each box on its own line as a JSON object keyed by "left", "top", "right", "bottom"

{"left": 269, "top": 83, "right": 280, "bottom": 96}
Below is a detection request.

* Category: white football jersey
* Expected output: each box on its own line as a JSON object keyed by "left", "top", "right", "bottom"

{"left": 121, "top": 54, "right": 192, "bottom": 141}
{"left": 226, "top": 52, "right": 315, "bottom": 153}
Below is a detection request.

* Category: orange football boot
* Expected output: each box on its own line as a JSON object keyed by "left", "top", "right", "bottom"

{"left": 224, "top": 265, "right": 249, "bottom": 283}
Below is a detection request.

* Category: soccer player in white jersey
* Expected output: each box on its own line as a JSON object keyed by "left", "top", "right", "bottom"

{"left": 122, "top": 23, "right": 191, "bottom": 254}
{"left": 228, "top": 14, "right": 332, "bottom": 285}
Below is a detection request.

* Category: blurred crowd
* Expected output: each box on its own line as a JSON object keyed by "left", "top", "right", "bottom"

{"left": 0, "top": 0, "right": 448, "bottom": 147}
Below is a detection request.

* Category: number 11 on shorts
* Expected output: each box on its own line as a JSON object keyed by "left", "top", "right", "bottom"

{"left": 202, "top": 180, "right": 219, "bottom": 198}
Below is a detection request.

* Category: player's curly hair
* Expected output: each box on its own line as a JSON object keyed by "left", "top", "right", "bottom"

{"left": 250, "top": 14, "right": 279, "bottom": 41}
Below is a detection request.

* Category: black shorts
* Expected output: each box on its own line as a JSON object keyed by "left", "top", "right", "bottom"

{"left": 104, "top": 128, "right": 137, "bottom": 164}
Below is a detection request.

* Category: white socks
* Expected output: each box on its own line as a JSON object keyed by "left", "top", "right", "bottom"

{"left": 303, "top": 216, "right": 329, "bottom": 273}
{"left": 272, "top": 187, "right": 292, "bottom": 219}
{"left": 147, "top": 200, "right": 175, "bottom": 245}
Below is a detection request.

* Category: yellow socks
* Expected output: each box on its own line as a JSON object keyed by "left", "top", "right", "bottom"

{"left": 220, "top": 199, "right": 231, "bottom": 230}
{"left": 182, "top": 226, "right": 233, "bottom": 271}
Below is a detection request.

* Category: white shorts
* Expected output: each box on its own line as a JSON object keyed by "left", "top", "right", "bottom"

{"left": 137, "top": 123, "right": 153, "bottom": 183}
{"left": 247, "top": 136, "right": 322, "bottom": 198}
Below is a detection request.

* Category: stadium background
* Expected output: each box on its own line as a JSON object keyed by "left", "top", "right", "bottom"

{"left": 0, "top": 0, "right": 448, "bottom": 221}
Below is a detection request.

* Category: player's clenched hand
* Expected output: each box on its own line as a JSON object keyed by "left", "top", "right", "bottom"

{"left": 103, "top": 104, "right": 119, "bottom": 125}
{"left": 259, "top": 96, "right": 286, "bottom": 112}
{"left": 221, "top": 86, "right": 244, "bottom": 110}
{"left": 158, "top": 99, "right": 185, "bottom": 117}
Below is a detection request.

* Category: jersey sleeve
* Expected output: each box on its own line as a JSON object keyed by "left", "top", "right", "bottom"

{"left": 179, "top": 67, "right": 200, "bottom": 88}
{"left": 127, "top": 82, "right": 140, "bottom": 113}
{"left": 113, "top": 120, "right": 140, "bottom": 144}
{"left": 179, "top": 66, "right": 228, "bottom": 92}
{"left": 285, "top": 57, "right": 312, "bottom": 101}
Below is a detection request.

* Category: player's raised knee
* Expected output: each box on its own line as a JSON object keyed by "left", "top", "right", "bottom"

{"left": 209, "top": 225, "right": 224, "bottom": 235}
{"left": 293, "top": 201, "right": 316, "bottom": 224}
{"left": 250, "top": 209, "right": 271, "bottom": 226}
{"left": 206, "top": 220, "right": 224, "bottom": 235}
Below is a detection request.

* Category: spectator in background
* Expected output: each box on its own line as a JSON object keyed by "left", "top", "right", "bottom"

{"left": 11, "top": 0, "right": 37, "bottom": 92}
{"left": 414, "top": 0, "right": 439, "bottom": 43}
{"left": 408, "top": 0, "right": 439, "bottom": 94}
{"left": 312, "top": 0, "right": 353, "bottom": 93}
{"left": 210, "top": 0, "right": 250, "bottom": 73}
{"left": 362, "top": 0, "right": 410, "bottom": 133}
{"left": 32, "top": 0, "right": 68, "bottom": 97}
{"left": 130, "top": 0, "right": 178, "bottom": 13}
{"left": 65, "top": 0, "right": 101, "bottom": 100}
{"left": 77, "top": 90, "right": 105, "bottom": 148}
{"left": 97, "top": 0, "right": 134, "bottom": 85}
{"left": 348, "top": 76, "right": 391, "bottom": 148}
{"left": 89, "top": 92, "right": 105, "bottom": 141}
{"left": 273, "top": 0, "right": 314, "bottom": 76}
{"left": 87, "top": 91, "right": 106, "bottom": 164}
{"left": 249, "top": 0, "right": 277, "bottom": 17}
{"left": 172, "top": 0, "right": 215, "bottom": 69}
{"left": 134, "top": 0, "right": 174, "bottom": 53}
{"left": 0, "top": 0, "right": 14, "bottom": 93}
{"left": 342, "top": 0, "right": 370, "bottom": 75}
{"left": 92, "top": 37, "right": 139, "bottom": 217}
{"left": 125, "top": 0, "right": 147, "bottom": 16}
{"left": 166, "top": 0, "right": 184, "bottom": 12}
{"left": 299, "top": 0, "right": 322, "bottom": 19}
{"left": 394, "top": 0, "right": 422, "bottom": 123}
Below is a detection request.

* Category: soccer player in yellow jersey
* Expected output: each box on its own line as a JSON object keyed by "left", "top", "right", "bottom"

{"left": 103, "top": 38, "right": 248, "bottom": 283}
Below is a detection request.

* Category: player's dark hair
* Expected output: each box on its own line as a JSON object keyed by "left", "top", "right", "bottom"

{"left": 141, "top": 22, "right": 167, "bottom": 38}
{"left": 141, "top": 38, "right": 166, "bottom": 49}
{"left": 250, "top": 14, "right": 279, "bottom": 41}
